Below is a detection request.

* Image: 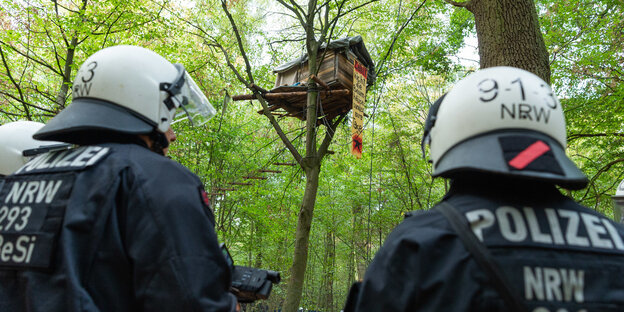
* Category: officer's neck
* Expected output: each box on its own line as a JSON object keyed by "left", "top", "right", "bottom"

{"left": 448, "top": 173, "right": 560, "bottom": 196}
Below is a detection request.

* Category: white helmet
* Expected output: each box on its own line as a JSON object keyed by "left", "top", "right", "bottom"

{"left": 0, "top": 121, "right": 67, "bottom": 176}
{"left": 34, "top": 45, "right": 216, "bottom": 144}
{"left": 613, "top": 179, "right": 624, "bottom": 223}
{"left": 422, "top": 66, "right": 588, "bottom": 190}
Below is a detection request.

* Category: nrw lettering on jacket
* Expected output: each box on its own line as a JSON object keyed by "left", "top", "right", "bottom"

{"left": 524, "top": 266, "right": 584, "bottom": 303}
{"left": 4, "top": 180, "right": 63, "bottom": 205}
{"left": 465, "top": 206, "right": 624, "bottom": 250}
{"left": 15, "top": 146, "right": 109, "bottom": 174}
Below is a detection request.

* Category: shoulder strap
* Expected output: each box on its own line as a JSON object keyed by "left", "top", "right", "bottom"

{"left": 437, "top": 201, "right": 528, "bottom": 312}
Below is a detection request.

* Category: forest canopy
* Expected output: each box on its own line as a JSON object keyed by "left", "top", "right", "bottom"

{"left": 1, "top": 0, "right": 622, "bottom": 310}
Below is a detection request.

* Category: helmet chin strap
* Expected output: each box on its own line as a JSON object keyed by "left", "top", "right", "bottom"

{"left": 148, "top": 131, "right": 169, "bottom": 156}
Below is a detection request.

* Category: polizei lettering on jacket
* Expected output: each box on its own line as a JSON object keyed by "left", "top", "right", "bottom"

{"left": 15, "top": 146, "right": 109, "bottom": 174}
{"left": 465, "top": 206, "right": 624, "bottom": 251}
{"left": 0, "top": 174, "right": 74, "bottom": 268}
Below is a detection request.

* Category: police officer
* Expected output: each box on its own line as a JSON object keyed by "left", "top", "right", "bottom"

{"left": 0, "top": 45, "right": 238, "bottom": 311}
{"left": 0, "top": 121, "right": 67, "bottom": 177}
{"left": 344, "top": 66, "right": 624, "bottom": 311}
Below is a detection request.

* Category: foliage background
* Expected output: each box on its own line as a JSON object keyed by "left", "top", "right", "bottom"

{"left": 1, "top": 0, "right": 622, "bottom": 310}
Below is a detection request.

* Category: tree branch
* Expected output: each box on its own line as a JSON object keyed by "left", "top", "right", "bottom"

{"left": 53, "top": 1, "right": 81, "bottom": 14}
{"left": 0, "top": 90, "right": 57, "bottom": 115}
{"left": 318, "top": 0, "right": 345, "bottom": 45}
{"left": 568, "top": 132, "right": 624, "bottom": 142}
{"left": 444, "top": 0, "right": 471, "bottom": 8}
{"left": 580, "top": 158, "right": 624, "bottom": 202}
{"left": 270, "top": 37, "right": 306, "bottom": 45}
{"left": 254, "top": 93, "right": 303, "bottom": 164}
{"left": 275, "top": 0, "right": 307, "bottom": 29}
{"left": 55, "top": 36, "right": 79, "bottom": 108}
{"left": 313, "top": 0, "right": 347, "bottom": 77}
{"left": 90, "top": 7, "right": 165, "bottom": 36}
{"left": 0, "top": 40, "right": 62, "bottom": 76}
{"left": 376, "top": 0, "right": 426, "bottom": 78}
{"left": 0, "top": 45, "right": 30, "bottom": 120}
{"left": 337, "top": 0, "right": 380, "bottom": 18}
{"left": 220, "top": 0, "right": 255, "bottom": 84}
{"left": 209, "top": 42, "right": 250, "bottom": 88}
{"left": 318, "top": 113, "right": 346, "bottom": 158}
{"left": 207, "top": 4, "right": 303, "bottom": 164}
{"left": 43, "top": 25, "right": 63, "bottom": 75}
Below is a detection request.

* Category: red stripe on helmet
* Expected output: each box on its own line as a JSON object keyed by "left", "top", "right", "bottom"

{"left": 508, "top": 140, "right": 550, "bottom": 170}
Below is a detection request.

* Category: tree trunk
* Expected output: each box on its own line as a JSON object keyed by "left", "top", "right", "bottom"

{"left": 347, "top": 209, "right": 356, "bottom": 290}
{"left": 254, "top": 222, "right": 263, "bottom": 268}
{"left": 55, "top": 0, "right": 88, "bottom": 108}
{"left": 55, "top": 36, "right": 78, "bottom": 108}
{"left": 282, "top": 163, "right": 321, "bottom": 312}
{"left": 466, "top": 0, "right": 551, "bottom": 83}
{"left": 282, "top": 31, "right": 322, "bottom": 311}
{"left": 319, "top": 231, "right": 335, "bottom": 311}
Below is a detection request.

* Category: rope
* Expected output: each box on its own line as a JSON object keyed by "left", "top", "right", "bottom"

{"left": 365, "top": 102, "right": 377, "bottom": 262}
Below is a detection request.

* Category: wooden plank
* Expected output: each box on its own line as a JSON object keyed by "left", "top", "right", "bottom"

{"left": 258, "top": 169, "right": 282, "bottom": 173}
{"left": 317, "top": 66, "right": 336, "bottom": 82}
{"left": 258, "top": 87, "right": 353, "bottom": 121}
{"left": 276, "top": 69, "right": 300, "bottom": 87}
{"left": 310, "top": 75, "right": 329, "bottom": 89}
{"left": 338, "top": 54, "right": 354, "bottom": 73}
{"left": 234, "top": 89, "right": 350, "bottom": 101}
{"left": 214, "top": 187, "right": 236, "bottom": 191}
{"left": 320, "top": 100, "right": 352, "bottom": 116}
{"left": 333, "top": 51, "right": 339, "bottom": 83}
{"left": 337, "top": 71, "right": 354, "bottom": 90}
{"left": 275, "top": 50, "right": 340, "bottom": 88}
{"left": 274, "top": 162, "right": 297, "bottom": 166}
{"left": 270, "top": 86, "right": 307, "bottom": 93}
{"left": 274, "top": 49, "right": 365, "bottom": 91}
{"left": 250, "top": 84, "right": 269, "bottom": 94}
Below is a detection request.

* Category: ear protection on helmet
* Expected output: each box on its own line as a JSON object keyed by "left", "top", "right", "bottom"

{"left": 421, "top": 93, "right": 447, "bottom": 161}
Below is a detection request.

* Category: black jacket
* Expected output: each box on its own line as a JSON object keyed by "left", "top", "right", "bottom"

{"left": 0, "top": 143, "right": 236, "bottom": 311}
{"left": 345, "top": 178, "right": 624, "bottom": 311}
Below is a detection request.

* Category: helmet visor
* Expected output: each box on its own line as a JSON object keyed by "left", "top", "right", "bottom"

{"left": 169, "top": 65, "right": 217, "bottom": 126}
{"left": 22, "top": 143, "right": 72, "bottom": 157}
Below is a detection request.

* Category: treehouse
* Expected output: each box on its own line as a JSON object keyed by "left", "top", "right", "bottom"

{"left": 233, "top": 36, "right": 375, "bottom": 123}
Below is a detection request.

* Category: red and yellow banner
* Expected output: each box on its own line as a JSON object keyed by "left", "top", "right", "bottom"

{"left": 351, "top": 59, "right": 367, "bottom": 158}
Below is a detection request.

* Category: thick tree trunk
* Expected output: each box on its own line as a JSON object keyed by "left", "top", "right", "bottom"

{"left": 466, "top": 0, "right": 551, "bottom": 83}
{"left": 281, "top": 32, "right": 323, "bottom": 311}
{"left": 282, "top": 163, "right": 321, "bottom": 312}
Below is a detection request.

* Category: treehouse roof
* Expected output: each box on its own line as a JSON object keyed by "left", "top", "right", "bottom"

{"left": 273, "top": 35, "right": 376, "bottom": 85}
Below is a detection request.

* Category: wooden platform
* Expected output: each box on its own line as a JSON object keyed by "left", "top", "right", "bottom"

{"left": 232, "top": 47, "right": 369, "bottom": 123}
{"left": 268, "top": 84, "right": 351, "bottom": 121}
{"left": 232, "top": 85, "right": 352, "bottom": 122}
